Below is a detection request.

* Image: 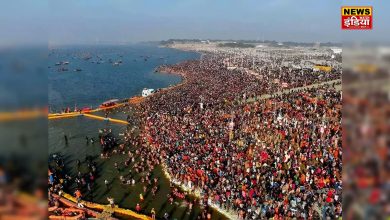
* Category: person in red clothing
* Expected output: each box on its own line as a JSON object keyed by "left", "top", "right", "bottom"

{"left": 135, "top": 203, "right": 141, "bottom": 213}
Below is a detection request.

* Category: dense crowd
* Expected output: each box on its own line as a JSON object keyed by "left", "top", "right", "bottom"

{"left": 343, "top": 70, "right": 390, "bottom": 219}
{"left": 140, "top": 55, "right": 342, "bottom": 219}
{"left": 48, "top": 53, "right": 342, "bottom": 219}
{"left": 219, "top": 52, "right": 340, "bottom": 91}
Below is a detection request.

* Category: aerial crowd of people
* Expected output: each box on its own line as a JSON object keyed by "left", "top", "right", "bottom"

{"left": 343, "top": 69, "right": 390, "bottom": 219}
{"left": 48, "top": 51, "right": 342, "bottom": 219}
{"left": 141, "top": 54, "right": 342, "bottom": 219}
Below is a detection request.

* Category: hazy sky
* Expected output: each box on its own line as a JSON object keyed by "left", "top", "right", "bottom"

{"left": 0, "top": 0, "right": 389, "bottom": 46}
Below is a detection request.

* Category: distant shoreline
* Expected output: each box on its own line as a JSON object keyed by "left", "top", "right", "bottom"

{"left": 152, "top": 67, "right": 188, "bottom": 93}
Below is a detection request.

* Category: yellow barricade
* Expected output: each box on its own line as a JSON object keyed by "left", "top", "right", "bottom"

{"left": 83, "top": 114, "right": 129, "bottom": 125}
{"left": 62, "top": 193, "right": 152, "bottom": 220}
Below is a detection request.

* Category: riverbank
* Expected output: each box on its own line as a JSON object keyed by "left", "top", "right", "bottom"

{"left": 49, "top": 45, "right": 219, "bottom": 220}
{"left": 153, "top": 66, "right": 188, "bottom": 91}
{"left": 48, "top": 49, "right": 223, "bottom": 219}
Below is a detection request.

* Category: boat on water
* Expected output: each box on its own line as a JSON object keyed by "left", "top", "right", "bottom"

{"left": 112, "top": 60, "right": 122, "bottom": 66}
{"left": 80, "top": 107, "right": 92, "bottom": 113}
{"left": 57, "top": 67, "right": 69, "bottom": 72}
{"left": 82, "top": 54, "right": 92, "bottom": 60}
{"left": 142, "top": 88, "right": 155, "bottom": 97}
{"left": 99, "top": 99, "right": 119, "bottom": 108}
{"left": 55, "top": 61, "right": 70, "bottom": 66}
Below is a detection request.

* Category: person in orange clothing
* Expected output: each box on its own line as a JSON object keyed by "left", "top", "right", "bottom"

{"left": 74, "top": 189, "right": 84, "bottom": 208}
{"left": 300, "top": 173, "right": 306, "bottom": 184}
{"left": 74, "top": 189, "right": 82, "bottom": 199}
